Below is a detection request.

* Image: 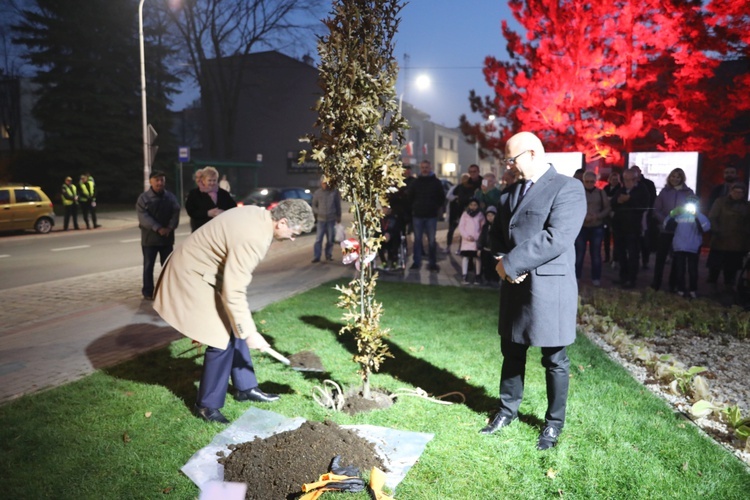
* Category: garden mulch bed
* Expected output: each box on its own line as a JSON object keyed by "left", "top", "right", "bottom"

{"left": 219, "top": 420, "right": 386, "bottom": 499}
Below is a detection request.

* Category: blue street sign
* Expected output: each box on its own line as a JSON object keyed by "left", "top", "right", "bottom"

{"left": 178, "top": 147, "right": 190, "bottom": 163}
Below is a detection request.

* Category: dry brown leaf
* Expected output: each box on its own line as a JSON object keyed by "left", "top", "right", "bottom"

{"left": 122, "top": 432, "right": 131, "bottom": 443}
{"left": 546, "top": 468, "right": 557, "bottom": 479}
{"left": 145, "top": 412, "right": 152, "bottom": 418}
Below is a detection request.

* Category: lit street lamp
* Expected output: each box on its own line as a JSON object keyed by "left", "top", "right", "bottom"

{"left": 138, "top": 0, "right": 150, "bottom": 192}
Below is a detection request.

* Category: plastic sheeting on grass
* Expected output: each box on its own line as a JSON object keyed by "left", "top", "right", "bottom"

{"left": 182, "top": 407, "right": 433, "bottom": 495}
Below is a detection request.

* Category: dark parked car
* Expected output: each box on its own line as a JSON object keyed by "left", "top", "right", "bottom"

{"left": 237, "top": 187, "right": 313, "bottom": 210}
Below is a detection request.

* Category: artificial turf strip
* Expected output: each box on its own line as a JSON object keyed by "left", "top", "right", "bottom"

{"left": 0, "top": 280, "right": 748, "bottom": 499}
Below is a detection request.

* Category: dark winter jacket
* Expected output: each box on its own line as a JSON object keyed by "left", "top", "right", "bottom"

{"left": 185, "top": 188, "right": 237, "bottom": 231}
{"left": 408, "top": 174, "right": 445, "bottom": 218}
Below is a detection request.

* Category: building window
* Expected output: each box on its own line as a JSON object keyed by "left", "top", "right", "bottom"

{"left": 450, "top": 138, "right": 454, "bottom": 150}
{"left": 438, "top": 135, "right": 443, "bottom": 149}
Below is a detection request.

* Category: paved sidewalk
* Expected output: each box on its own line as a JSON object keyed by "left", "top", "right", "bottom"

{"left": 0, "top": 212, "right": 466, "bottom": 405}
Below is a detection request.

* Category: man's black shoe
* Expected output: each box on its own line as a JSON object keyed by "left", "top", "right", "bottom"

{"left": 311, "top": 258, "right": 320, "bottom": 263}
{"left": 479, "top": 414, "right": 515, "bottom": 435}
{"left": 537, "top": 425, "right": 561, "bottom": 450}
{"left": 235, "top": 387, "right": 280, "bottom": 403}
{"left": 195, "top": 405, "right": 229, "bottom": 424}
{"left": 409, "top": 263, "right": 420, "bottom": 270}
{"left": 326, "top": 256, "right": 333, "bottom": 261}
{"left": 427, "top": 264, "right": 440, "bottom": 272}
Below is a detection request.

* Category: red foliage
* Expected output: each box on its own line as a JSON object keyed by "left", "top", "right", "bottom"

{"left": 461, "top": 0, "right": 750, "bottom": 177}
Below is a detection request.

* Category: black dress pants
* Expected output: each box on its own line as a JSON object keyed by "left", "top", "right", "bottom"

{"left": 497, "top": 338, "right": 570, "bottom": 429}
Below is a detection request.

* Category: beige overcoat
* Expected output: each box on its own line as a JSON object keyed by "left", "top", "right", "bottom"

{"left": 153, "top": 206, "right": 273, "bottom": 350}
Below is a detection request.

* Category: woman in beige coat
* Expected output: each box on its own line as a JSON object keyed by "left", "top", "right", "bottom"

{"left": 154, "top": 199, "right": 314, "bottom": 423}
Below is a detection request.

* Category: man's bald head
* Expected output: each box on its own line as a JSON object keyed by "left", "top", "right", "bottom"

{"left": 505, "top": 131, "right": 547, "bottom": 179}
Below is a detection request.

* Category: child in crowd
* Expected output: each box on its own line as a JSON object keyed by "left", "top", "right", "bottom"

{"left": 479, "top": 205, "right": 499, "bottom": 286}
{"left": 664, "top": 195, "right": 711, "bottom": 298}
{"left": 458, "top": 198, "right": 485, "bottom": 285}
{"left": 377, "top": 205, "right": 401, "bottom": 271}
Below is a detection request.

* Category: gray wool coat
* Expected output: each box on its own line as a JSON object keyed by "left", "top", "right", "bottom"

{"left": 490, "top": 165, "right": 586, "bottom": 347}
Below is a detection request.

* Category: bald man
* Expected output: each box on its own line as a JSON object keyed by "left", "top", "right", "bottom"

{"left": 483, "top": 131, "right": 586, "bottom": 450}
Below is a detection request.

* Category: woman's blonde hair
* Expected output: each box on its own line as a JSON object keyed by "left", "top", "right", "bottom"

{"left": 202, "top": 166, "right": 219, "bottom": 181}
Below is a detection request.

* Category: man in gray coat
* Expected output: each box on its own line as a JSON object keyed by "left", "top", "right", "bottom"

{"left": 311, "top": 176, "right": 342, "bottom": 262}
{"left": 483, "top": 132, "right": 586, "bottom": 450}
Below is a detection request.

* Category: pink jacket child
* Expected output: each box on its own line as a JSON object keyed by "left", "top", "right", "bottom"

{"left": 458, "top": 204, "right": 486, "bottom": 252}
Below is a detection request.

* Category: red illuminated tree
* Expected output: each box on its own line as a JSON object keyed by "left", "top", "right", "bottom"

{"left": 461, "top": 0, "right": 750, "bottom": 167}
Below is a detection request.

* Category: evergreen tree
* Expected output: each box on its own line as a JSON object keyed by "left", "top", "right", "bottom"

{"left": 13, "top": 0, "right": 178, "bottom": 201}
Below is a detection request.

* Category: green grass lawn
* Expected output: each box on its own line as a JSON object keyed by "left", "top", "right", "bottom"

{"left": 1, "top": 281, "right": 748, "bottom": 499}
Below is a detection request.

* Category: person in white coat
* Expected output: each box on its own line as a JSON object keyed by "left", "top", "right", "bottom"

{"left": 153, "top": 199, "right": 314, "bottom": 423}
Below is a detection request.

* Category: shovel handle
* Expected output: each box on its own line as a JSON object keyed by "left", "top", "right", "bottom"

{"left": 264, "top": 347, "right": 291, "bottom": 366}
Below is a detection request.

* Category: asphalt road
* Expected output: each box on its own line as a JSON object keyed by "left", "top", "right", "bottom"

{"left": 0, "top": 224, "right": 189, "bottom": 289}
{"left": 0, "top": 218, "right": 322, "bottom": 290}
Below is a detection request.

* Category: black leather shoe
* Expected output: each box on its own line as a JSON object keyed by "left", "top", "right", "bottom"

{"left": 479, "top": 413, "right": 515, "bottom": 435}
{"left": 235, "top": 387, "right": 280, "bottom": 403}
{"left": 537, "top": 425, "right": 561, "bottom": 450}
{"left": 195, "top": 405, "right": 229, "bottom": 424}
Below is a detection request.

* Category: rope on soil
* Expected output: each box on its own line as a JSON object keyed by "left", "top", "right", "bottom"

{"left": 312, "top": 379, "right": 466, "bottom": 411}
{"left": 312, "top": 380, "right": 345, "bottom": 411}
{"left": 390, "top": 387, "right": 466, "bottom": 405}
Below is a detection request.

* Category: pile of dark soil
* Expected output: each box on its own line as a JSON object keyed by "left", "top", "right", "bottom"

{"left": 219, "top": 420, "right": 386, "bottom": 499}
{"left": 287, "top": 351, "right": 325, "bottom": 372}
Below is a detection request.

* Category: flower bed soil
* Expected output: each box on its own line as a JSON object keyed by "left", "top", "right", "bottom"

{"left": 219, "top": 420, "right": 386, "bottom": 499}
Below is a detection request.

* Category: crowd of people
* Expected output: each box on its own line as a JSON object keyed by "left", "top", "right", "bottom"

{"left": 574, "top": 164, "right": 749, "bottom": 299}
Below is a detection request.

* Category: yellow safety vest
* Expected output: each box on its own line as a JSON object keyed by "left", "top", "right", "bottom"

{"left": 79, "top": 180, "right": 95, "bottom": 202}
{"left": 62, "top": 184, "right": 77, "bottom": 206}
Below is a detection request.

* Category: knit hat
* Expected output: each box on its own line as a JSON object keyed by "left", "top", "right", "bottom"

{"left": 485, "top": 205, "right": 497, "bottom": 215}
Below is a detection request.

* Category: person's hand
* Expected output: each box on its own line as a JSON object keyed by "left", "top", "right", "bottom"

{"left": 249, "top": 337, "right": 272, "bottom": 353}
{"left": 157, "top": 227, "right": 171, "bottom": 236}
{"left": 466, "top": 235, "right": 475, "bottom": 242}
{"left": 507, "top": 273, "right": 528, "bottom": 284}
{"left": 208, "top": 208, "right": 221, "bottom": 218}
{"left": 495, "top": 255, "right": 507, "bottom": 280}
{"left": 617, "top": 193, "right": 630, "bottom": 204}
{"left": 495, "top": 255, "right": 527, "bottom": 284}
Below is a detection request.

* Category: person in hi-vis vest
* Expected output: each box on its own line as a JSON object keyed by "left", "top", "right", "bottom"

{"left": 61, "top": 176, "right": 79, "bottom": 231}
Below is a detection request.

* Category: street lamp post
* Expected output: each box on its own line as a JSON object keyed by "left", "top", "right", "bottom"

{"left": 138, "top": 0, "right": 150, "bottom": 192}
